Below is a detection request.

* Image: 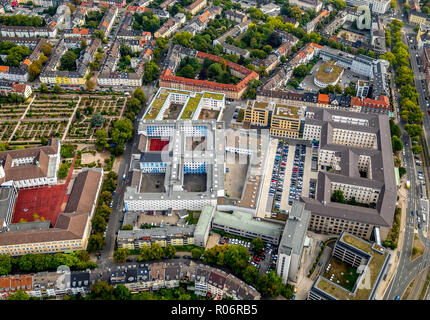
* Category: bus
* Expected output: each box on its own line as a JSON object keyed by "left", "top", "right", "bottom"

{"left": 423, "top": 213, "right": 427, "bottom": 224}
{"left": 406, "top": 180, "right": 411, "bottom": 189}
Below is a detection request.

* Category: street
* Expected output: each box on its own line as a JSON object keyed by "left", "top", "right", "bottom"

{"left": 384, "top": 6, "right": 430, "bottom": 300}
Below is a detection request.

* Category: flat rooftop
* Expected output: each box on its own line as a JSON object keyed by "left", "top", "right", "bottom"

{"left": 144, "top": 88, "right": 225, "bottom": 120}
{"left": 315, "top": 233, "right": 389, "bottom": 300}
{"left": 273, "top": 104, "right": 300, "bottom": 119}
{"left": 212, "top": 210, "right": 284, "bottom": 239}
{"left": 315, "top": 61, "right": 344, "bottom": 84}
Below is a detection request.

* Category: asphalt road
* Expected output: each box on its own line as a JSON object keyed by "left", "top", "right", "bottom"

{"left": 383, "top": 11, "right": 430, "bottom": 299}
{"left": 98, "top": 85, "right": 155, "bottom": 269}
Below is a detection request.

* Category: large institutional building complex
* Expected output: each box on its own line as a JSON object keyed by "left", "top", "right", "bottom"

{"left": 0, "top": 168, "right": 103, "bottom": 256}
{"left": 124, "top": 119, "right": 226, "bottom": 211}
{"left": 308, "top": 232, "right": 390, "bottom": 300}
{"left": 301, "top": 107, "right": 396, "bottom": 240}
{"left": 0, "top": 139, "right": 61, "bottom": 189}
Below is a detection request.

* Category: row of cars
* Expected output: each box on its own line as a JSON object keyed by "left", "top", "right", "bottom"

{"left": 218, "top": 237, "right": 251, "bottom": 249}
{"left": 269, "top": 141, "right": 289, "bottom": 212}
{"left": 288, "top": 145, "right": 307, "bottom": 206}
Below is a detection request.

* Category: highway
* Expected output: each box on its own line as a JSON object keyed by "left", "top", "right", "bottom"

{"left": 383, "top": 9, "right": 430, "bottom": 300}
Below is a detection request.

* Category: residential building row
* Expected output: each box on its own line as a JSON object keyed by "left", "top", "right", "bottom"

{"left": 159, "top": 45, "right": 259, "bottom": 99}
{"left": 0, "top": 260, "right": 260, "bottom": 300}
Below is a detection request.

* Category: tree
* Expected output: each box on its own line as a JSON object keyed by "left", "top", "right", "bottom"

{"left": 87, "top": 234, "right": 105, "bottom": 252}
{"left": 18, "top": 254, "right": 34, "bottom": 271}
{"left": 110, "top": 118, "right": 133, "bottom": 146}
{"left": 405, "top": 124, "right": 423, "bottom": 137}
{"left": 251, "top": 237, "right": 264, "bottom": 252}
{"left": 399, "top": 166, "right": 406, "bottom": 178}
{"left": 94, "top": 129, "right": 109, "bottom": 150}
{"left": 86, "top": 78, "right": 97, "bottom": 91}
{"left": 163, "top": 245, "right": 176, "bottom": 259}
{"left": 412, "top": 144, "right": 423, "bottom": 154}
{"left": 59, "top": 50, "right": 78, "bottom": 71}
{"left": 41, "top": 42, "right": 53, "bottom": 56}
{"left": 293, "top": 65, "right": 308, "bottom": 77}
{"left": 256, "top": 271, "right": 284, "bottom": 297}
{"left": 133, "top": 88, "right": 146, "bottom": 104}
{"left": 7, "top": 290, "right": 30, "bottom": 300}
{"left": 191, "top": 248, "right": 202, "bottom": 260}
{"left": 40, "top": 83, "right": 48, "bottom": 93}
{"left": 0, "top": 254, "right": 12, "bottom": 275}
{"left": 91, "top": 112, "right": 105, "bottom": 127}
{"left": 331, "top": 189, "right": 345, "bottom": 203}
{"left": 41, "top": 136, "right": 48, "bottom": 146}
{"left": 389, "top": 119, "right": 402, "bottom": 138}
{"left": 178, "top": 64, "right": 195, "bottom": 78}
{"left": 122, "top": 224, "right": 133, "bottom": 230}
{"left": 391, "top": 136, "right": 403, "bottom": 152}
{"left": 150, "top": 243, "right": 164, "bottom": 260}
{"left": 92, "top": 214, "right": 107, "bottom": 233}
{"left": 143, "top": 61, "right": 159, "bottom": 84}
{"left": 89, "top": 281, "right": 115, "bottom": 300}
{"left": 242, "top": 265, "right": 259, "bottom": 284}
{"left": 53, "top": 84, "right": 62, "bottom": 93}
{"left": 138, "top": 245, "right": 151, "bottom": 261}
{"left": 28, "top": 63, "right": 41, "bottom": 81}
{"left": 58, "top": 163, "right": 70, "bottom": 179}
{"left": 114, "top": 284, "right": 131, "bottom": 300}
{"left": 113, "top": 248, "right": 129, "bottom": 263}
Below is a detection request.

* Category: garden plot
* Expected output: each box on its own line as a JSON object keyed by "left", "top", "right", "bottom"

{"left": 0, "top": 122, "right": 18, "bottom": 141}
{"left": 10, "top": 121, "right": 67, "bottom": 142}
{"left": 0, "top": 104, "right": 28, "bottom": 120}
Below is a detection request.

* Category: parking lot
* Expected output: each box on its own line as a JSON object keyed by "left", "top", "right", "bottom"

{"left": 219, "top": 236, "right": 278, "bottom": 275}
{"left": 300, "top": 60, "right": 369, "bottom": 93}
{"left": 136, "top": 211, "right": 179, "bottom": 227}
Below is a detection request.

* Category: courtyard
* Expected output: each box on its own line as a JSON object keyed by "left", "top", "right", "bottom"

{"left": 323, "top": 257, "right": 360, "bottom": 292}
{"left": 140, "top": 173, "right": 166, "bottom": 193}
{"left": 183, "top": 174, "right": 207, "bottom": 192}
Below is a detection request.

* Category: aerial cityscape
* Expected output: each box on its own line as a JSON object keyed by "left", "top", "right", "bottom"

{"left": 0, "top": 0, "right": 429, "bottom": 304}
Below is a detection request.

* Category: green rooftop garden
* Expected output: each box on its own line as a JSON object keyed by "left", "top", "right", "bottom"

{"left": 316, "top": 234, "right": 389, "bottom": 300}
{"left": 181, "top": 94, "right": 202, "bottom": 120}
{"left": 202, "top": 92, "right": 224, "bottom": 100}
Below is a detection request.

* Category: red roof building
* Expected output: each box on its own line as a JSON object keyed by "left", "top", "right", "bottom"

{"left": 317, "top": 94, "right": 329, "bottom": 104}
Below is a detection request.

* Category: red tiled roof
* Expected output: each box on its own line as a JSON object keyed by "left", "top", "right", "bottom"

{"left": 160, "top": 51, "right": 259, "bottom": 93}
{"left": 363, "top": 95, "right": 390, "bottom": 108}
{"left": 0, "top": 66, "right": 10, "bottom": 73}
{"left": 12, "top": 83, "right": 26, "bottom": 93}
{"left": 318, "top": 93, "right": 329, "bottom": 104}
{"left": 350, "top": 96, "right": 362, "bottom": 106}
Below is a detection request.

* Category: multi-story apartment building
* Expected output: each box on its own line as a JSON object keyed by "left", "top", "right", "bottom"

{"left": 345, "top": 0, "right": 390, "bottom": 14}
{"left": 185, "top": 0, "right": 207, "bottom": 15}
{"left": 288, "top": 0, "right": 323, "bottom": 12}
{"left": 308, "top": 232, "right": 391, "bottom": 300}
{"left": 244, "top": 100, "right": 271, "bottom": 126}
{"left": 304, "top": 9, "right": 329, "bottom": 33}
{"left": 301, "top": 108, "right": 396, "bottom": 241}
{"left": 409, "top": 10, "right": 428, "bottom": 25}
{"left": 270, "top": 104, "right": 301, "bottom": 138}
{"left": 225, "top": 10, "right": 247, "bottom": 24}
{"left": 154, "top": 18, "right": 181, "bottom": 38}
{"left": 207, "top": 269, "right": 227, "bottom": 298}
{"left": 117, "top": 225, "right": 196, "bottom": 249}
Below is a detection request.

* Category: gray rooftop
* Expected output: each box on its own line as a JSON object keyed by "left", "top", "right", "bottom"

{"left": 212, "top": 210, "right": 284, "bottom": 240}
{"left": 302, "top": 108, "right": 396, "bottom": 227}
{"left": 278, "top": 202, "right": 310, "bottom": 256}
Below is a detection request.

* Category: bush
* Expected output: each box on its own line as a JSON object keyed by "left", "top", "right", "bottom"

{"left": 58, "top": 162, "right": 70, "bottom": 179}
